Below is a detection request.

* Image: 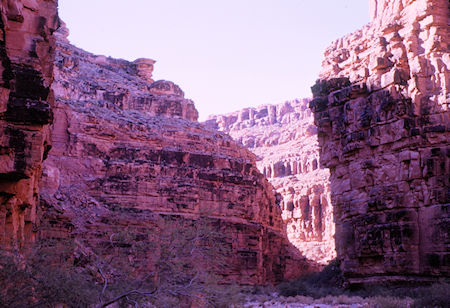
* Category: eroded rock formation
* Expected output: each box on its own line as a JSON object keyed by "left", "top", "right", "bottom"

{"left": 311, "top": 0, "right": 449, "bottom": 284}
{"left": 36, "top": 29, "right": 315, "bottom": 285}
{"left": 0, "top": 0, "right": 58, "bottom": 250}
{"left": 205, "top": 100, "right": 336, "bottom": 265}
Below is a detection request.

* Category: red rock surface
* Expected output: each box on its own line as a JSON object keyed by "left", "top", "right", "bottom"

{"left": 321, "top": 0, "right": 448, "bottom": 108}
{"left": 311, "top": 0, "right": 449, "bottom": 284}
{"left": 37, "top": 30, "right": 316, "bottom": 285}
{"left": 0, "top": 0, "right": 58, "bottom": 250}
{"left": 205, "top": 100, "right": 336, "bottom": 265}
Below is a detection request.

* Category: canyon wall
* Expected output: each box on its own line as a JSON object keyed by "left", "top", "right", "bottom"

{"left": 37, "top": 28, "right": 315, "bottom": 285}
{"left": 311, "top": 0, "right": 449, "bottom": 284}
{"left": 0, "top": 0, "right": 58, "bottom": 250}
{"left": 205, "top": 100, "right": 336, "bottom": 265}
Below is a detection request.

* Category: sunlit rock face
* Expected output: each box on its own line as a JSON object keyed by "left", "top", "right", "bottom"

{"left": 321, "top": 0, "right": 448, "bottom": 109}
{"left": 133, "top": 58, "right": 156, "bottom": 83}
{"left": 38, "top": 31, "right": 317, "bottom": 285}
{"left": 311, "top": 0, "right": 449, "bottom": 285}
{"left": 205, "top": 100, "right": 336, "bottom": 265}
{"left": 0, "top": 0, "right": 58, "bottom": 250}
{"left": 53, "top": 30, "right": 198, "bottom": 122}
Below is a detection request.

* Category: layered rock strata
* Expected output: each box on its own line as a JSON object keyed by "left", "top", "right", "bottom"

{"left": 38, "top": 31, "right": 314, "bottom": 284}
{"left": 52, "top": 24, "right": 198, "bottom": 122}
{"left": 205, "top": 100, "right": 336, "bottom": 264}
{"left": 310, "top": 0, "right": 449, "bottom": 284}
{"left": 0, "top": 0, "right": 58, "bottom": 250}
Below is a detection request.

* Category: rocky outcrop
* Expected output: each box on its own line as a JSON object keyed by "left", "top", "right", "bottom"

{"left": 311, "top": 0, "right": 449, "bottom": 284}
{"left": 321, "top": 0, "right": 448, "bottom": 108}
{"left": 37, "top": 31, "right": 315, "bottom": 285}
{"left": 205, "top": 100, "right": 336, "bottom": 265}
{"left": 0, "top": 0, "right": 58, "bottom": 250}
{"left": 53, "top": 34, "right": 198, "bottom": 122}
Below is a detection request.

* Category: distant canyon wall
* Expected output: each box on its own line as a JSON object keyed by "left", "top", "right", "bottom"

{"left": 0, "top": 0, "right": 58, "bottom": 250}
{"left": 311, "top": 0, "right": 449, "bottom": 284}
{"left": 205, "top": 100, "right": 336, "bottom": 265}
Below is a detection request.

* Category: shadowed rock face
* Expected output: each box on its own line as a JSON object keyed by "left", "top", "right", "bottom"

{"left": 205, "top": 100, "right": 336, "bottom": 265}
{"left": 37, "top": 31, "right": 316, "bottom": 284}
{"left": 0, "top": 0, "right": 58, "bottom": 250}
{"left": 311, "top": 0, "right": 449, "bottom": 285}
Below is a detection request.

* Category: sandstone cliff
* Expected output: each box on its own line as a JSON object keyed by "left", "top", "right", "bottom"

{"left": 36, "top": 28, "right": 314, "bottom": 285}
{"left": 0, "top": 0, "right": 58, "bottom": 250}
{"left": 311, "top": 0, "right": 449, "bottom": 284}
{"left": 205, "top": 100, "right": 336, "bottom": 265}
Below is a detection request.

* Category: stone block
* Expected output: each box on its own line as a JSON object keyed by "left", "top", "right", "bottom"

{"left": 369, "top": 57, "right": 393, "bottom": 71}
{"left": 380, "top": 69, "right": 409, "bottom": 87}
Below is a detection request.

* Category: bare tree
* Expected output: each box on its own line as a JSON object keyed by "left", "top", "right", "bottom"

{"left": 92, "top": 215, "right": 239, "bottom": 308}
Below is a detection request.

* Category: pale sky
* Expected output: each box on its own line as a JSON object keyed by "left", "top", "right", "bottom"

{"left": 59, "top": 0, "right": 369, "bottom": 120}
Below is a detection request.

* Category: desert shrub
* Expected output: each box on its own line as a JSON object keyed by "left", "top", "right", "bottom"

{"left": 368, "top": 295, "right": 413, "bottom": 308}
{"left": 278, "top": 279, "right": 309, "bottom": 297}
{"left": 292, "top": 295, "right": 314, "bottom": 304}
{"left": 320, "top": 294, "right": 365, "bottom": 305}
{"left": 1, "top": 215, "right": 241, "bottom": 308}
{"left": 28, "top": 239, "right": 100, "bottom": 307}
{"left": 306, "top": 258, "right": 344, "bottom": 287}
{"left": 0, "top": 252, "right": 34, "bottom": 308}
{"left": 278, "top": 258, "right": 345, "bottom": 298}
{"left": 32, "top": 267, "right": 99, "bottom": 307}
{"left": 276, "top": 258, "right": 450, "bottom": 308}
{"left": 412, "top": 282, "right": 450, "bottom": 308}
{"left": 348, "top": 281, "right": 450, "bottom": 307}
{"left": 0, "top": 246, "right": 98, "bottom": 308}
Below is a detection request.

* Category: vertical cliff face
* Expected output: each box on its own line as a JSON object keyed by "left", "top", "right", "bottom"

{"left": 205, "top": 100, "right": 336, "bottom": 265}
{"left": 311, "top": 0, "right": 449, "bottom": 284}
{"left": 0, "top": 0, "right": 58, "bottom": 250}
{"left": 37, "top": 30, "right": 315, "bottom": 285}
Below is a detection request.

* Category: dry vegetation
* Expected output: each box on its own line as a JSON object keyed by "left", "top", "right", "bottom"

{"left": 268, "top": 260, "right": 449, "bottom": 308}
{"left": 0, "top": 216, "right": 242, "bottom": 308}
{"left": 1, "top": 233, "right": 448, "bottom": 307}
